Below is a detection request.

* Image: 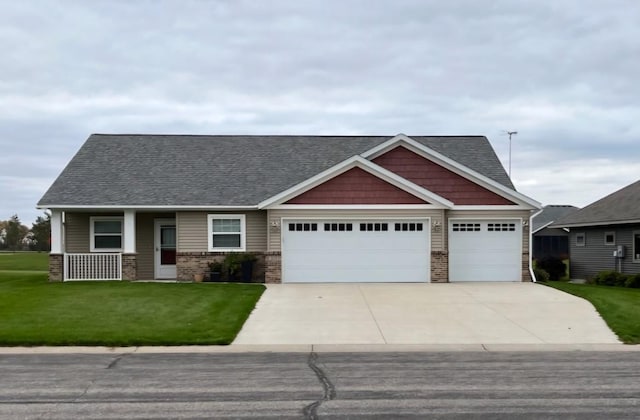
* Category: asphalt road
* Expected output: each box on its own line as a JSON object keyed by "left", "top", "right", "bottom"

{"left": 1, "top": 351, "right": 639, "bottom": 419}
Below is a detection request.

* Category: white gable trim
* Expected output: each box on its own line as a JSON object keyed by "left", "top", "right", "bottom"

{"left": 258, "top": 155, "right": 454, "bottom": 209}
{"left": 362, "top": 134, "right": 541, "bottom": 209}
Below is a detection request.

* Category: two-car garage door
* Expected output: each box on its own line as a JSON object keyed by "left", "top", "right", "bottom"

{"left": 282, "top": 219, "right": 430, "bottom": 283}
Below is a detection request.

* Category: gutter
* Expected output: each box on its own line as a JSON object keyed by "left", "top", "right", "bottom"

{"left": 529, "top": 210, "right": 538, "bottom": 283}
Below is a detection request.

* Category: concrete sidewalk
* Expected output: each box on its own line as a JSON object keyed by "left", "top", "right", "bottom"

{"left": 233, "top": 283, "right": 621, "bottom": 345}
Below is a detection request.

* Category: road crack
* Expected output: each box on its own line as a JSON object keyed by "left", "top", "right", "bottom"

{"left": 303, "top": 351, "right": 336, "bottom": 419}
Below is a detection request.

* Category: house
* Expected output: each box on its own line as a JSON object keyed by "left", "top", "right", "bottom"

{"left": 38, "top": 133, "right": 541, "bottom": 283}
{"left": 531, "top": 205, "right": 579, "bottom": 260}
{"left": 552, "top": 179, "right": 640, "bottom": 279}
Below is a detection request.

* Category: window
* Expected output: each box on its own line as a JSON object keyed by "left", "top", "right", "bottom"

{"left": 208, "top": 214, "right": 246, "bottom": 251}
{"left": 604, "top": 232, "right": 615, "bottom": 246}
{"left": 394, "top": 222, "right": 423, "bottom": 232}
{"left": 634, "top": 231, "right": 640, "bottom": 262}
{"left": 488, "top": 223, "right": 516, "bottom": 232}
{"left": 360, "top": 223, "right": 388, "bottom": 232}
{"left": 324, "top": 223, "right": 352, "bottom": 232}
{"left": 452, "top": 223, "right": 480, "bottom": 232}
{"left": 575, "top": 233, "right": 585, "bottom": 247}
{"left": 288, "top": 223, "right": 318, "bottom": 232}
{"left": 90, "top": 217, "right": 123, "bottom": 252}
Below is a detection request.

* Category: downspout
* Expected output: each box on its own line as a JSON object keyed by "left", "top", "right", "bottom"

{"left": 529, "top": 209, "right": 542, "bottom": 282}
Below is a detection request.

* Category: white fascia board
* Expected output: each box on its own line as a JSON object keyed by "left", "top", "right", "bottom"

{"left": 270, "top": 204, "right": 441, "bottom": 210}
{"left": 361, "top": 134, "right": 542, "bottom": 210}
{"left": 38, "top": 205, "right": 259, "bottom": 211}
{"left": 258, "top": 155, "right": 453, "bottom": 209}
{"left": 450, "top": 205, "right": 534, "bottom": 211}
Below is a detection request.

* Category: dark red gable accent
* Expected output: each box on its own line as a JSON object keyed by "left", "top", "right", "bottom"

{"left": 373, "top": 146, "right": 515, "bottom": 205}
{"left": 285, "top": 167, "right": 428, "bottom": 204}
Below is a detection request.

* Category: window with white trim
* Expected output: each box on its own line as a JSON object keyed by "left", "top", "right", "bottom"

{"left": 208, "top": 214, "right": 246, "bottom": 251}
{"left": 604, "top": 232, "right": 615, "bottom": 246}
{"left": 452, "top": 223, "right": 480, "bottom": 232}
{"left": 575, "top": 233, "right": 585, "bottom": 247}
{"left": 634, "top": 231, "right": 640, "bottom": 262}
{"left": 90, "top": 217, "right": 123, "bottom": 252}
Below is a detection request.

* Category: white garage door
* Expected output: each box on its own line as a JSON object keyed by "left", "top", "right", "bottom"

{"left": 449, "top": 220, "right": 522, "bottom": 282}
{"left": 282, "top": 219, "right": 430, "bottom": 283}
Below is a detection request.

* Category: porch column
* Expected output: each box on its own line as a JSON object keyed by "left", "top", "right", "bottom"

{"left": 50, "top": 209, "right": 64, "bottom": 254}
{"left": 123, "top": 210, "right": 136, "bottom": 253}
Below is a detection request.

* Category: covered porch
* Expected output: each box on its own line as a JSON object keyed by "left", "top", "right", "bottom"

{"left": 49, "top": 209, "right": 176, "bottom": 281}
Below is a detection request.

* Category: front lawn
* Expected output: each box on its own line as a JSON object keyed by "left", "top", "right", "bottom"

{"left": 0, "top": 252, "right": 49, "bottom": 271}
{"left": 0, "top": 255, "right": 264, "bottom": 346}
{"left": 544, "top": 282, "right": 640, "bottom": 344}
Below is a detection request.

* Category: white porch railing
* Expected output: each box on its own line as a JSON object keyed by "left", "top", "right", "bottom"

{"left": 64, "top": 253, "right": 122, "bottom": 281}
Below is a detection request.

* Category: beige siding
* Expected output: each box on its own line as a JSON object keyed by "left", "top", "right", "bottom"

{"left": 64, "top": 213, "right": 90, "bottom": 253}
{"left": 177, "top": 211, "right": 268, "bottom": 252}
{"left": 445, "top": 209, "right": 533, "bottom": 250}
{"left": 136, "top": 212, "right": 175, "bottom": 280}
{"left": 268, "top": 209, "right": 445, "bottom": 252}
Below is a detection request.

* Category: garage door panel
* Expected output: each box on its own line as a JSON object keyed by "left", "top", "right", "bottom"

{"left": 282, "top": 219, "right": 430, "bottom": 283}
{"left": 449, "top": 220, "right": 521, "bottom": 282}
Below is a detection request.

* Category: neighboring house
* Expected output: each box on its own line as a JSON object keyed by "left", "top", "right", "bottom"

{"left": 553, "top": 180, "right": 640, "bottom": 280}
{"left": 531, "top": 205, "right": 579, "bottom": 260}
{"left": 38, "top": 133, "right": 541, "bottom": 283}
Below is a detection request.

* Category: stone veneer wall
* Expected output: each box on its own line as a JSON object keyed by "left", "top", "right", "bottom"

{"left": 49, "top": 254, "right": 63, "bottom": 282}
{"left": 430, "top": 251, "right": 448, "bottom": 283}
{"left": 522, "top": 251, "right": 532, "bottom": 282}
{"left": 264, "top": 252, "right": 281, "bottom": 283}
{"left": 176, "top": 252, "right": 266, "bottom": 282}
{"left": 122, "top": 254, "right": 137, "bottom": 281}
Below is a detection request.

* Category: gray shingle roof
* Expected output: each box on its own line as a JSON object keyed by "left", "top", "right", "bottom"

{"left": 532, "top": 205, "right": 579, "bottom": 232}
{"left": 553, "top": 179, "right": 640, "bottom": 227}
{"left": 38, "top": 134, "right": 515, "bottom": 207}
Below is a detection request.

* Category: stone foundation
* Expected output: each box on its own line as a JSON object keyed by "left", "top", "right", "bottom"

{"left": 522, "top": 251, "right": 532, "bottom": 282}
{"left": 176, "top": 252, "right": 266, "bottom": 282}
{"left": 49, "top": 253, "right": 63, "bottom": 282}
{"left": 265, "top": 252, "right": 282, "bottom": 283}
{"left": 430, "top": 251, "right": 448, "bottom": 283}
{"left": 122, "top": 254, "right": 137, "bottom": 281}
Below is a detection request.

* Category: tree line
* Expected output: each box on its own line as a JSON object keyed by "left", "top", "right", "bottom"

{"left": 0, "top": 213, "right": 51, "bottom": 252}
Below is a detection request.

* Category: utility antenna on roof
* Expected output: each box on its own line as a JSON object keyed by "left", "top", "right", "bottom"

{"left": 503, "top": 130, "right": 518, "bottom": 178}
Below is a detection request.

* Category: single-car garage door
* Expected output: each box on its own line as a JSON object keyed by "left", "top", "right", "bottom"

{"left": 282, "top": 219, "right": 430, "bottom": 283}
{"left": 449, "top": 219, "right": 522, "bottom": 282}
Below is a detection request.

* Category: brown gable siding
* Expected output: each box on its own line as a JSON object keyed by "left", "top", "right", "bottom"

{"left": 373, "top": 146, "right": 514, "bottom": 205}
{"left": 285, "top": 167, "right": 428, "bottom": 204}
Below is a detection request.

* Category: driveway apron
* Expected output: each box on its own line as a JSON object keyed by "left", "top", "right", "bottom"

{"left": 233, "top": 283, "right": 620, "bottom": 345}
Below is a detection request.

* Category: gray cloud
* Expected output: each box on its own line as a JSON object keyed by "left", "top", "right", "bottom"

{"left": 1, "top": 0, "right": 639, "bottom": 223}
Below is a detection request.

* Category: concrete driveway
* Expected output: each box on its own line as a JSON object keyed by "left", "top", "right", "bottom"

{"left": 233, "top": 283, "right": 620, "bottom": 345}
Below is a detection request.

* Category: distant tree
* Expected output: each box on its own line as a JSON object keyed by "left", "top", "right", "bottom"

{"left": 4, "top": 214, "right": 29, "bottom": 251}
{"left": 30, "top": 212, "right": 51, "bottom": 251}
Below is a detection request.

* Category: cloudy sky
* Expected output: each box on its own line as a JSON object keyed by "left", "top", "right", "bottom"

{"left": 1, "top": 0, "right": 639, "bottom": 225}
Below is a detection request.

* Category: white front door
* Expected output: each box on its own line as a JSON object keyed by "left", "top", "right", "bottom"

{"left": 155, "top": 219, "right": 177, "bottom": 279}
{"left": 282, "top": 219, "right": 430, "bottom": 283}
{"left": 448, "top": 219, "right": 522, "bottom": 282}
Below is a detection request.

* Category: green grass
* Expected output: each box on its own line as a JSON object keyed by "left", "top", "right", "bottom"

{"left": 0, "top": 253, "right": 265, "bottom": 346}
{"left": 0, "top": 252, "right": 49, "bottom": 271}
{"left": 544, "top": 282, "right": 640, "bottom": 344}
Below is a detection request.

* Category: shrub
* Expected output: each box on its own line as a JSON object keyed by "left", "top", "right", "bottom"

{"left": 533, "top": 267, "right": 550, "bottom": 282}
{"left": 537, "top": 257, "right": 566, "bottom": 281}
{"left": 624, "top": 274, "right": 640, "bottom": 289}
{"left": 594, "top": 270, "right": 628, "bottom": 287}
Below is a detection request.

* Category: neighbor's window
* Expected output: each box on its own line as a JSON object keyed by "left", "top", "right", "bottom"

{"left": 90, "top": 217, "right": 123, "bottom": 252}
{"left": 575, "top": 232, "right": 586, "bottom": 247}
{"left": 604, "top": 232, "right": 615, "bottom": 246}
{"left": 208, "top": 214, "right": 246, "bottom": 251}
{"left": 634, "top": 231, "right": 640, "bottom": 262}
